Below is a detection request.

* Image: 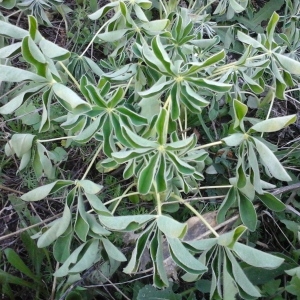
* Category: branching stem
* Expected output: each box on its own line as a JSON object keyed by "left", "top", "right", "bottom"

{"left": 172, "top": 194, "right": 219, "bottom": 237}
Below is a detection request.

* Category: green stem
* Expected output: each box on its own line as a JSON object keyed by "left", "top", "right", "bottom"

{"left": 199, "top": 185, "right": 232, "bottom": 190}
{"left": 111, "top": 183, "right": 136, "bottom": 214}
{"left": 81, "top": 144, "right": 103, "bottom": 180}
{"left": 37, "top": 136, "right": 76, "bottom": 143}
{"left": 261, "top": 89, "right": 275, "bottom": 138}
{"left": 103, "top": 190, "right": 142, "bottom": 206}
{"left": 58, "top": 61, "right": 81, "bottom": 90}
{"left": 154, "top": 183, "right": 162, "bottom": 215}
{"left": 191, "top": 140, "right": 223, "bottom": 151}
{"left": 172, "top": 194, "right": 219, "bottom": 237}
{"left": 80, "top": 18, "right": 111, "bottom": 58}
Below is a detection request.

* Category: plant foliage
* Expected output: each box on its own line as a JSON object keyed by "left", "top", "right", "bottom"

{"left": 1, "top": 0, "right": 300, "bottom": 298}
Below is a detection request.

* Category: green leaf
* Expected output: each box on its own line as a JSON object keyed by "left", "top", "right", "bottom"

{"left": 99, "top": 215, "right": 155, "bottom": 231}
{"left": 167, "top": 151, "right": 194, "bottom": 175}
{"left": 253, "top": 137, "right": 292, "bottom": 181}
{"left": 0, "top": 84, "right": 44, "bottom": 115}
{"left": 52, "top": 83, "right": 92, "bottom": 114}
{"left": 233, "top": 242, "right": 284, "bottom": 268}
{"left": 0, "top": 42, "right": 21, "bottom": 58}
{"left": 229, "top": 0, "right": 247, "bottom": 13}
{"left": 88, "top": 1, "right": 119, "bottom": 20}
{"left": 238, "top": 192, "right": 257, "bottom": 232}
{"left": 256, "top": 193, "right": 286, "bottom": 212}
{"left": 77, "top": 179, "right": 102, "bottom": 194}
{"left": 0, "top": 0, "right": 16, "bottom": 9}
{"left": 117, "top": 106, "right": 148, "bottom": 126}
{"left": 6, "top": 133, "right": 35, "bottom": 158}
{"left": 237, "top": 31, "right": 266, "bottom": 50}
{"left": 185, "top": 238, "right": 218, "bottom": 251}
{"left": 121, "top": 125, "right": 158, "bottom": 149}
{"left": 39, "top": 39, "right": 70, "bottom": 60}
{"left": 217, "top": 187, "right": 237, "bottom": 224}
{"left": 274, "top": 53, "right": 300, "bottom": 75}
{"left": 0, "top": 20, "right": 28, "bottom": 39}
{"left": 266, "top": 12, "right": 279, "bottom": 46}
{"left": 124, "top": 225, "right": 154, "bottom": 274}
{"left": 141, "top": 19, "right": 170, "bottom": 32}
{"left": 112, "top": 148, "right": 153, "bottom": 163}
{"left": 157, "top": 215, "right": 187, "bottom": 238}
{"left": 54, "top": 243, "right": 86, "bottom": 277}
{"left": 151, "top": 36, "right": 173, "bottom": 75}
{"left": 37, "top": 203, "right": 72, "bottom": 247}
{"left": 222, "top": 133, "right": 245, "bottom": 146}
{"left": 137, "top": 284, "right": 182, "bottom": 300}
{"left": 85, "top": 193, "right": 111, "bottom": 216}
{"left": 150, "top": 230, "right": 169, "bottom": 288}
{"left": 138, "top": 152, "right": 160, "bottom": 194}
{"left": 0, "top": 270, "right": 36, "bottom": 289}
{"left": 0, "top": 65, "right": 46, "bottom": 82}
{"left": 233, "top": 99, "right": 247, "bottom": 129}
{"left": 250, "top": 115, "right": 296, "bottom": 133}
{"left": 74, "top": 192, "right": 89, "bottom": 242}
{"left": 21, "top": 180, "right": 73, "bottom": 201}
{"left": 53, "top": 228, "right": 73, "bottom": 263}
{"left": 101, "top": 238, "right": 127, "bottom": 262}
{"left": 22, "top": 36, "right": 47, "bottom": 77}
{"left": 156, "top": 108, "right": 169, "bottom": 145}
{"left": 98, "top": 29, "right": 129, "bottom": 42}
{"left": 218, "top": 225, "right": 247, "bottom": 248}
{"left": 183, "top": 50, "right": 225, "bottom": 76}
{"left": 226, "top": 250, "right": 261, "bottom": 298}
{"left": 4, "top": 248, "right": 37, "bottom": 281}
{"left": 168, "top": 237, "right": 207, "bottom": 274}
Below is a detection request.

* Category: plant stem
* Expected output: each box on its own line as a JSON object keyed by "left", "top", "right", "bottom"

{"left": 103, "top": 191, "right": 143, "bottom": 206}
{"left": 81, "top": 144, "right": 103, "bottom": 180}
{"left": 154, "top": 183, "right": 162, "bottom": 215}
{"left": 191, "top": 140, "right": 223, "bottom": 151}
{"left": 172, "top": 194, "right": 219, "bottom": 237}
{"left": 111, "top": 183, "right": 136, "bottom": 214}
{"left": 261, "top": 89, "right": 275, "bottom": 138}
{"left": 37, "top": 136, "right": 76, "bottom": 143}
{"left": 58, "top": 61, "right": 81, "bottom": 90}
{"left": 80, "top": 18, "right": 111, "bottom": 58}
